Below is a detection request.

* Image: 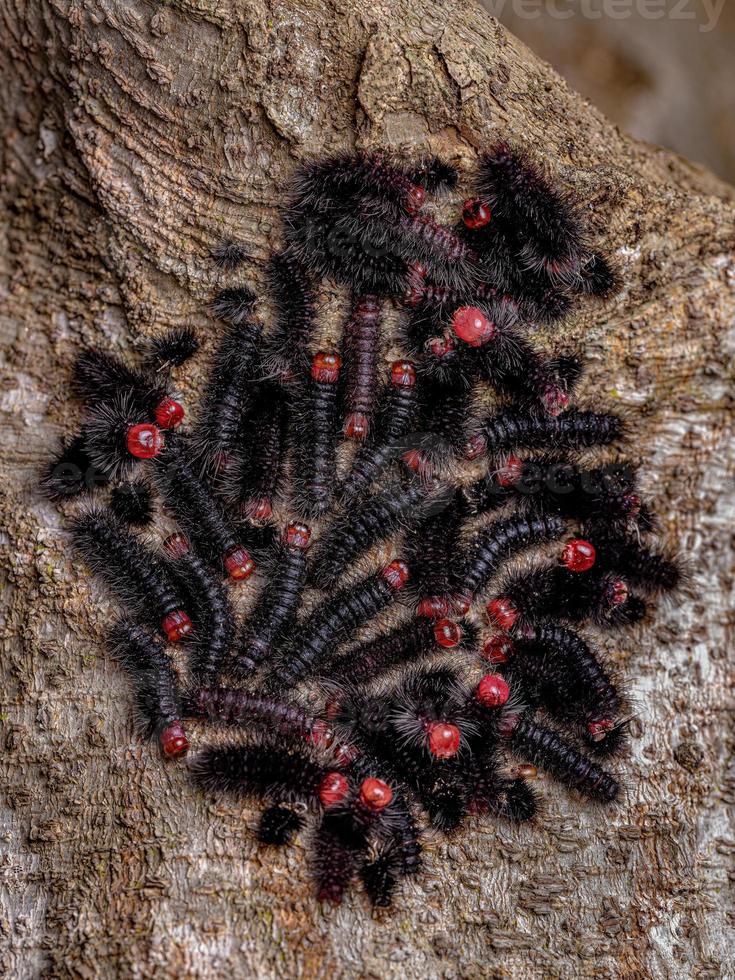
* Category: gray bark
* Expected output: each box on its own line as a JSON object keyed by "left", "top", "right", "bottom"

{"left": 1, "top": 1, "right": 733, "bottom": 977}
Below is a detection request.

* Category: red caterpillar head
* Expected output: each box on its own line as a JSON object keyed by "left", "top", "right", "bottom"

{"left": 381, "top": 560, "right": 410, "bottom": 590}
{"left": 284, "top": 522, "right": 312, "bottom": 550}
{"left": 402, "top": 449, "right": 435, "bottom": 479}
{"left": 306, "top": 719, "right": 335, "bottom": 749}
{"left": 475, "top": 673, "right": 510, "bottom": 708}
{"left": 496, "top": 455, "right": 524, "bottom": 488}
{"left": 311, "top": 352, "right": 342, "bottom": 384}
{"left": 486, "top": 597, "right": 519, "bottom": 631}
{"left": 246, "top": 498, "right": 273, "bottom": 521}
{"left": 481, "top": 634, "right": 514, "bottom": 664}
{"left": 417, "top": 597, "right": 453, "bottom": 620}
{"left": 462, "top": 198, "right": 492, "bottom": 229}
{"left": 561, "top": 539, "right": 596, "bottom": 573}
{"left": 359, "top": 777, "right": 393, "bottom": 812}
{"left": 426, "top": 721, "right": 461, "bottom": 759}
{"left": 127, "top": 423, "right": 164, "bottom": 459}
{"left": 607, "top": 577, "right": 629, "bottom": 606}
{"left": 451, "top": 592, "right": 473, "bottom": 617}
{"left": 587, "top": 718, "right": 614, "bottom": 742}
{"left": 318, "top": 771, "right": 350, "bottom": 808}
{"left": 405, "top": 185, "right": 426, "bottom": 214}
{"left": 403, "top": 264, "right": 427, "bottom": 306}
{"left": 154, "top": 397, "right": 185, "bottom": 430}
{"left": 159, "top": 721, "right": 189, "bottom": 757}
{"left": 390, "top": 360, "right": 417, "bottom": 387}
{"left": 161, "top": 609, "right": 193, "bottom": 643}
{"left": 541, "top": 386, "right": 570, "bottom": 418}
{"left": 344, "top": 413, "right": 369, "bottom": 440}
{"left": 223, "top": 545, "right": 256, "bottom": 581}
{"left": 433, "top": 619, "right": 462, "bottom": 648}
{"left": 451, "top": 306, "right": 496, "bottom": 347}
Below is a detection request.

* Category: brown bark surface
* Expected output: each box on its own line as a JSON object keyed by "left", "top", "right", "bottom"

{"left": 1, "top": 1, "right": 733, "bottom": 978}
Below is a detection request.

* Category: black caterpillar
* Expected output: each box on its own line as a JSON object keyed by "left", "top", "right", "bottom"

{"left": 294, "top": 353, "right": 342, "bottom": 517}
{"left": 341, "top": 294, "right": 382, "bottom": 440}
{"left": 309, "top": 480, "right": 432, "bottom": 589}
{"left": 341, "top": 359, "right": 421, "bottom": 502}
{"left": 153, "top": 434, "right": 256, "bottom": 581}
{"left": 233, "top": 522, "right": 312, "bottom": 677}
{"left": 318, "top": 617, "right": 476, "bottom": 685}
{"left": 191, "top": 293, "right": 261, "bottom": 470}
{"left": 268, "top": 561, "right": 410, "bottom": 689}
{"left": 72, "top": 508, "right": 192, "bottom": 642}
{"left": 44, "top": 144, "right": 680, "bottom": 911}
{"left": 110, "top": 619, "right": 189, "bottom": 757}
{"left": 163, "top": 533, "right": 235, "bottom": 683}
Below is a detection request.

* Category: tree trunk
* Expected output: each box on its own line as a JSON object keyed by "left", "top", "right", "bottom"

{"left": 1, "top": 2, "right": 733, "bottom": 978}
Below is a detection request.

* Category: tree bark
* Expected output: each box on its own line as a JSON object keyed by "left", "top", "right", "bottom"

{"left": 1, "top": 1, "right": 733, "bottom": 978}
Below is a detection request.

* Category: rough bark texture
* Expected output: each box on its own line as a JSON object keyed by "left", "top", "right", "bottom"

{"left": 1, "top": 1, "right": 733, "bottom": 978}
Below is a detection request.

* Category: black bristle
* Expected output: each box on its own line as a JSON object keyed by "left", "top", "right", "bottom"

{"left": 110, "top": 480, "right": 155, "bottom": 526}
{"left": 144, "top": 328, "right": 200, "bottom": 370}
{"left": 211, "top": 239, "right": 249, "bottom": 270}
{"left": 209, "top": 287, "right": 258, "bottom": 325}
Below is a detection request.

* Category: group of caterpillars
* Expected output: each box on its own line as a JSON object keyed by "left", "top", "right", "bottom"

{"left": 43, "top": 143, "right": 680, "bottom": 908}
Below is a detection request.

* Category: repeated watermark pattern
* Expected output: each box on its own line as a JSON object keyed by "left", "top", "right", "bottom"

{"left": 42, "top": 437, "right": 635, "bottom": 515}
{"left": 484, "top": 0, "right": 726, "bottom": 33}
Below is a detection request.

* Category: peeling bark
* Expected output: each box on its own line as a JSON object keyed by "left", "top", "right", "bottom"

{"left": 1, "top": 1, "right": 733, "bottom": 978}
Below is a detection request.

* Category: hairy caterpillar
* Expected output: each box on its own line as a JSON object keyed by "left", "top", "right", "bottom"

{"left": 211, "top": 239, "right": 249, "bottom": 271}
{"left": 474, "top": 142, "right": 619, "bottom": 296}
{"left": 310, "top": 480, "right": 432, "bottom": 590}
{"left": 341, "top": 360, "right": 421, "bottom": 502}
{"left": 191, "top": 737, "right": 345, "bottom": 808}
{"left": 153, "top": 435, "right": 256, "bottom": 580}
{"left": 264, "top": 251, "right": 318, "bottom": 377}
{"left": 142, "top": 328, "right": 200, "bottom": 372}
{"left": 191, "top": 303, "right": 261, "bottom": 470}
{"left": 498, "top": 710, "right": 620, "bottom": 802}
{"left": 488, "top": 566, "right": 647, "bottom": 632}
{"left": 222, "top": 382, "right": 289, "bottom": 521}
{"left": 341, "top": 294, "right": 382, "bottom": 440}
{"left": 164, "top": 533, "right": 235, "bottom": 683}
{"left": 463, "top": 456, "right": 642, "bottom": 524}
{"left": 514, "top": 623, "right": 627, "bottom": 758}
{"left": 109, "top": 619, "right": 189, "bottom": 757}
{"left": 232, "top": 522, "right": 312, "bottom": 676}
{"left": 404, "top": 487, "right": 468, "bottom": 617}
{"left": 268, "top": 561, "right": 410, "bottom": 689}
{"left": 82, "top": 391, "right": 166, "bottom": 480}
{"left": 293, "top": 353, "right": 343, "bottom": 518}
{"left": 452, "top": 513, "right": 567, "bottom": 605}
{"left": 72, "top": 509, "right": 192, "bottom": 642}
{"left": 110, "top": 479, "right": 155, "bottom": 527}
{"left": 467, "top": 407, "right": 623, "bottom": 459}
{"left": 318, "top": 617, "right": 476, "bottom": 686}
